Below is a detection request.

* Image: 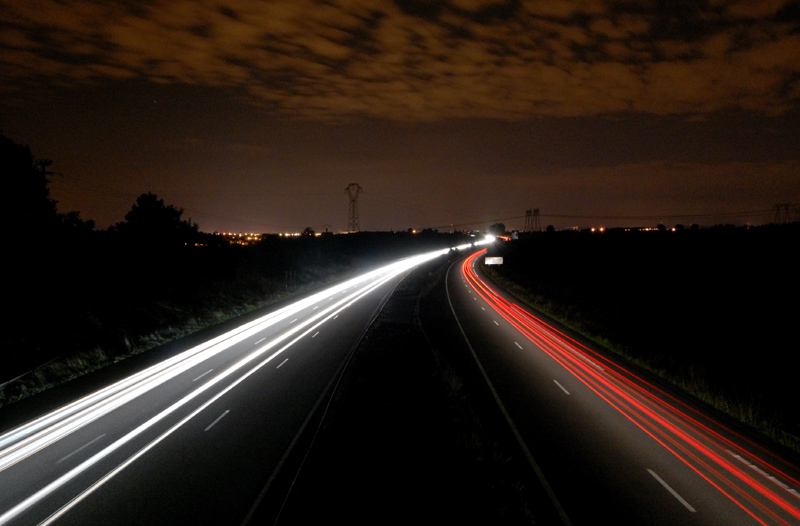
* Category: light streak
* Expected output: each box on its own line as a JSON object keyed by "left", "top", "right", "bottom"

{"left": 462, "top": 249, "right": 800, "bottom": 525}
{"left": 0, "top": 237, "right": 492, "bottom": 525}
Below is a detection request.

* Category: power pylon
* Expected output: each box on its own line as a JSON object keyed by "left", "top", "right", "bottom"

{"left": 774, "top": 203, "right": 795, "bottom": 224}
{"left": 524, "top": 208, "right": 541, "bottom": 232}
{"left": 345, "top": 183, "right": 363, "bottom": 232}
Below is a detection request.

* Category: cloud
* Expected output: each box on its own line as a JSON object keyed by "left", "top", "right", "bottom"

{"left": 1, "top": 0, "right": 799, "bottom": 120}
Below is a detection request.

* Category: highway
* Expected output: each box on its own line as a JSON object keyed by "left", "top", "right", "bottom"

{"left": 448, "top": 248, "right": 800, "bottom": 525}
{"left": 0, "top": 243, "right": 483, "bottom": 526}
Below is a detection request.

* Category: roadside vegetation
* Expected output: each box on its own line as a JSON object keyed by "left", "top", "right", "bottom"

{"left": 0, "top": 132, "right": 469, "bottom": 407}
{"left": 481, "top": 225, "right": 800, "bottom": 453}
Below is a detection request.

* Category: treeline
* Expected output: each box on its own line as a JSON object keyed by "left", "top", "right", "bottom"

{"left": 484, "top": 225, "right": 800, "bottom": 444}
{"left": 1, "top": 133, "right": 469, "bottom": 390}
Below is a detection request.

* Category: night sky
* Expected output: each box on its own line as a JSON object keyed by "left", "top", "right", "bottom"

{"left": 2, "top": 0, "right": 799, "bottom": 233}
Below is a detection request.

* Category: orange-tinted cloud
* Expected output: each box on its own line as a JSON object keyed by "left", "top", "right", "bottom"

{"left": 1, "top": 0, "right": 798, "bottom": 119}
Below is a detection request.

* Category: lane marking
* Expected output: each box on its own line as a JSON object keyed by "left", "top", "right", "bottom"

{"left": 204, "top": 410, "right": 230, "bottom": 432}
{"left": 192, "top": 370, "right": 213, "bottom": 382}
{"left": 2, "top": 244, "right": 486, "bottom": 525}
{"left": 507, "top": 303, "right": 605, "bottom": 372}
{"left": 312, "top": 332, "right": 319, "bottom": 338}
{"left": 728, "top": 450, "right": 800, "bottom": 496}
{"left": 553, "top": 380, "right": 570, "bottom": 395}
{"left": 514, "top": 342, "right": 523, "bottom": 349}
{"left": 493, "top": 320, "right": 499, "bottom": 325}
{"left": 56, "top": 435, "right": 106, "bottom": 465}
{"left": 333, "top": 315, "right": 339, "bottom": 319}
{"left": 276, "top": 358, "right": 288, "bottom": 369}
{"left": 289, "top": 318, "right": 297, "bottom": 324}
{"left": 254, "top": 338, "right": 266, "bottom": 345}
{"left": 648, "top": 469, "right": 696, "bottom": 512}
{"left": 446, "top": 250, "right": 574, "bottom": 526}
{"left": 481, "top": 307, "right": 485, "bottom": 311}
{"left": 312, "top": 306, "right": 319, "bottom": 310}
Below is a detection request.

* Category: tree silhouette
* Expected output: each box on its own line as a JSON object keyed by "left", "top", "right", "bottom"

{"left": 112, "top": 192, "right": 198, "bottom": 247}
{"left": 2, "top": 133, "right": 59, "bottom": 233}
{"left": 1, "top": 132, "right": 94, "bottom": 240}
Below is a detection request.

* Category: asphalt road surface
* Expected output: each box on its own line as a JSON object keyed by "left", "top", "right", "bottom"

{"left": 0, "top": 246, "right": 481, "bottom": 526}
{"left": 447, "top": 248, "right": 800, "bottom": 526}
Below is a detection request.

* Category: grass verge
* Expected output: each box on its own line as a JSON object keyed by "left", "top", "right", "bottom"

{"left": 0, "top": 272, "right": 350, "bottom": 409}
{"left": 481, "top": 264, "right": 800, "bottom": 456}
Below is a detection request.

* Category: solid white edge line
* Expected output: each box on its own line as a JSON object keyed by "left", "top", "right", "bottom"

{"left": 0, "top": 250, "right": 442, "bottom": 467}
{"left": 446, "top": 254, "right": 573, "bottom": 526}
{"left": 4, "top": 245, "right": 455, "bottom": 525}
{"left": 647, "top": 469, "right": 696, "bottom": 512}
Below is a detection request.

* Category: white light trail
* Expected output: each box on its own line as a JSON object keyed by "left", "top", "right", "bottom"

{"left": 0, "top": 238, "right": 492, "bottom": 525}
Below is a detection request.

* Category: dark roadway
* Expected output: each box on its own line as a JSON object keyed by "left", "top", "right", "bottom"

{"left": 446, "top": 249, "right": 800, "bottom": 525}
{"left": 0, "top": 249, "right": 463, "bottom": 525}
{"left": 3, "top": 241, "right": 799, "bottom": 525}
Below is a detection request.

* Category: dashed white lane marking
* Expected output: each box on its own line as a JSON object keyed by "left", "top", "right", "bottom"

{"left": 553, "top": 380, "right": 570, "bottom": 395}
{"left": 481, "top": 307, "right": 485, "bottom": 311}
{"left": 514, "top": 342, "right": 523, "bottom": 349}
{"left": 193, "top": 369, "right": 213, "bottom": 382}
{"left": 204, "top": 410, "right": 230, "bottom": 432}
{"left": 493, "top": 320, "right": 499, "bottom": 325}
{"left": 510, "top": 305, "right": 605, "bottom": 372}
{"left": 255, "top": 338, "right": 266, "bottom": 345}
{"left": 648, "top": 469, "right": 696, "bottom": 512}
{"left": 312, "top": 331, "right": 319, "bottom": 338}
{"left": 56, "top": 435, "right": 106, "bottom": 464}
{"left": 289, "top": 318, "right": 297, "bottom": 324}
{"left": 277, "top": 358, "right": 288, "bottom": 369}
{"left": 728, "top": 450, "right": 800, "bottom": 497}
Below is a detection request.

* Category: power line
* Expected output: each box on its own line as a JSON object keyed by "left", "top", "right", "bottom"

{"left": 425, "top": 208, "right": 776, "bottom": 231}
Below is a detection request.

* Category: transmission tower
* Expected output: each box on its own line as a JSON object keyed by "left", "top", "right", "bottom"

{"left": 524, "top": 208, "right": 541, "bottom": 232}
{"left": 774, "top": 203, "right": 795, "bottom": 224}
{"left": 345, "top": 183, "right": 363, "bottom": 232}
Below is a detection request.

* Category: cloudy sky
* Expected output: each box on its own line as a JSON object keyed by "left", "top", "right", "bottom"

{"left": 2, "top": 0, "right": 799, "bottom": 232}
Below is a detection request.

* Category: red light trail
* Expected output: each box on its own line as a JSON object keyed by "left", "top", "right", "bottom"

{"left": 462, "top": 249, "right": 800, "bottom": 525}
